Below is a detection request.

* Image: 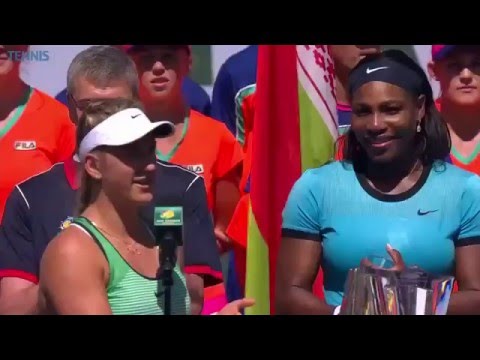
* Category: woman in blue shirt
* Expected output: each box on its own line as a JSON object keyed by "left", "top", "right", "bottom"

{"left": 276, "top": 50, "right": 480, "bottom": 315}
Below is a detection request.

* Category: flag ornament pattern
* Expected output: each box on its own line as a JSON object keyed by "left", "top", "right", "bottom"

{"left": 245, "top": 45, "right": 338, "bottom": 315}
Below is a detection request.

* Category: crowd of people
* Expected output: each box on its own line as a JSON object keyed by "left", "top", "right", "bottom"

{"left": 0, "top": 44, "right": 479, "bottom": 315}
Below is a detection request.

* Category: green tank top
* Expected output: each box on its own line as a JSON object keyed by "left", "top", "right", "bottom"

{"left": 72, "top": 217, "right": 191, "bottom": 315}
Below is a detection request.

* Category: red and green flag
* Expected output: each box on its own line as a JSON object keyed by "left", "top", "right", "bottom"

{"left": 245, "top": 45, "right": 339, "bottom": 315}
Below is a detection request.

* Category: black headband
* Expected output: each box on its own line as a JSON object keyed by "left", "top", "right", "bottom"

{"left": 348, "top": 56, "right": 424, "bottom": 97}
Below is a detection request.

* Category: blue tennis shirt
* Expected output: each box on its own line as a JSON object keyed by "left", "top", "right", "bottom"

{"left": 282, "top": 160, "right": 480, "bottom": 306}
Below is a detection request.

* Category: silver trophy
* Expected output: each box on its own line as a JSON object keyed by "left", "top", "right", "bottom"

{"left": 340, "top": 257, "right": 455, "bottom": 315}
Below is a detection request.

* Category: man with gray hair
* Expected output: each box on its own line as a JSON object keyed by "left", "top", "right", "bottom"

{"left": 65, "top": 45, "right": 139, "bottom": 124}
{"left": 55, "top": 47, "right": 211, "bottom": 116}
{"left": 0, "top": 45, "right": 220, "bottom": 315}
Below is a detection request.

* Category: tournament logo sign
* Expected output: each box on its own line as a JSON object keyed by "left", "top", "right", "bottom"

{"left": 154, "top": 207, "right": 183, "bottom": 226}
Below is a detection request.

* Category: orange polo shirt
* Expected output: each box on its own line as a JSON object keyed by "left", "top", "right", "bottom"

{"left": 156, "top": 109, "right": 243, "bottom": 210}
{"left": 0, "top": 87, "right": 76, "bottom": 222}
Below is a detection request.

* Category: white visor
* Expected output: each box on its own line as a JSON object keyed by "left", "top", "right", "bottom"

{"left": 78, "top": 108, "right": 174, "bottom": 162}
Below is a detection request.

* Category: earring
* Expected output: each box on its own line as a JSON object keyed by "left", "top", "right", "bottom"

{"left": 417, "top": 123, "right": 421, "bottom": 133}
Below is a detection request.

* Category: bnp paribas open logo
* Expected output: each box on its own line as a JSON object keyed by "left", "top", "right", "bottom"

{"left": 8, "top": 50, "right": 50, "bottom": 62}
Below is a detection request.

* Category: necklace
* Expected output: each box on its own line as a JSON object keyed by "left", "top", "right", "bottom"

{"left": 94, "top": 224, "right": 143, "bottom": 255}
{"left": 367, "top": 158, "right": 423, "bottom": 193}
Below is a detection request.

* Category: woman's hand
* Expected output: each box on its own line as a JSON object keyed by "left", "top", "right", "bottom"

{"left": 214, "top": 226, "right": 232, "bottom": 253}
{"left": 217, "top": 298, "right": 255, "bottom": 315}
{"left": 336, "top": 245, "right": 406, "bottom": 315}
{"left": 361, "top": 244, "right": 406, "bottom": 272}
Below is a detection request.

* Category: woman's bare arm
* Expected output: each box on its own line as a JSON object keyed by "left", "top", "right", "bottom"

{"left": 39, "top": 227, "right": 112, "bottom": 315}
{"left": 275, "top": 237, "right": 334, "bottom": 315}
{"left": 448, "top": 176, "right": 480, "bottom": 314}
{"left": 448, "top": 244, "right": 480, "bottom": 315}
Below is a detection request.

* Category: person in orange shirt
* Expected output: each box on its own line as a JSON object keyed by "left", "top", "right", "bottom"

{"left": 427, "top": 45, "right": 480, "bottom": 295}
{"left": 428, "top": 45, "right": 480, "bottom": 173}
{"left": 122, "top": 44, "right": 243, "bottom": 314}
{"left": 0, "top": 45, "right": 76, "bottom": 222}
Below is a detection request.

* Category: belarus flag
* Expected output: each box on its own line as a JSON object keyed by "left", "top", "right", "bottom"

{"left": 245, "top": 45, "right": 339, "bottom": 314}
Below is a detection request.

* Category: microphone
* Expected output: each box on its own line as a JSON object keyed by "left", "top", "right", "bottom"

{"left": 153, "top": 206, "right": 184, "bottom": 315}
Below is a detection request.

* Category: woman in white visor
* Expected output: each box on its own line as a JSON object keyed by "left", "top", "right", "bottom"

{"left": 38, "top": 98, "right": 254, "bottom": 315}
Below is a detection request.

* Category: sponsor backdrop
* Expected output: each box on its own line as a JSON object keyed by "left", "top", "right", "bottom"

{"left": 21, "top": 45, "right": 439, "bottom": 101}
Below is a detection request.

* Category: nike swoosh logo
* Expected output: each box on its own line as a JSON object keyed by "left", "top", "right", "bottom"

{"left": 417, "top": 209, "right": 439, "bottom": 216}
{"left": 366, "top": 66, "right": 388, "bottom": 74}
{"left": 131, "top": 114, "right": 141, "bottom": 118}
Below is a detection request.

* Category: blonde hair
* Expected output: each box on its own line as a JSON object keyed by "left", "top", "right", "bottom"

{"left": 76, "top": 98, "right": 144, "bottom": 214}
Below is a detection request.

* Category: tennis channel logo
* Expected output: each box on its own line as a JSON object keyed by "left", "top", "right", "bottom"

{"left": 7, "top": 50, "right": 50, "bottom": 62}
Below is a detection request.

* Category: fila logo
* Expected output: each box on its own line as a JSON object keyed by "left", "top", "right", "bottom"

{"left": 14, "top": 141, "right": 37, "bottom": 151}
{"left": 185, "top": 164, "right": 204, "bottom": 174}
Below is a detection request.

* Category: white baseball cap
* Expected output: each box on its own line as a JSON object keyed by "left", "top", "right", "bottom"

{"left": 78, "top": 107, "right": 174, "bottom": 162}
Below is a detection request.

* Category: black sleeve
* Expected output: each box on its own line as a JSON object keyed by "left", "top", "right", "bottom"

{"left": 0, "top": 186, "right": 38, "bottom": 283}
{"left": 182, "top": 175, "right": 223, "bottom": 286}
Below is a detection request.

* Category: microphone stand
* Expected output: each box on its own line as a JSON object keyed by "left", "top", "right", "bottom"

{"left": 158, "top": 231, "right": 177, "bottom": 315}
